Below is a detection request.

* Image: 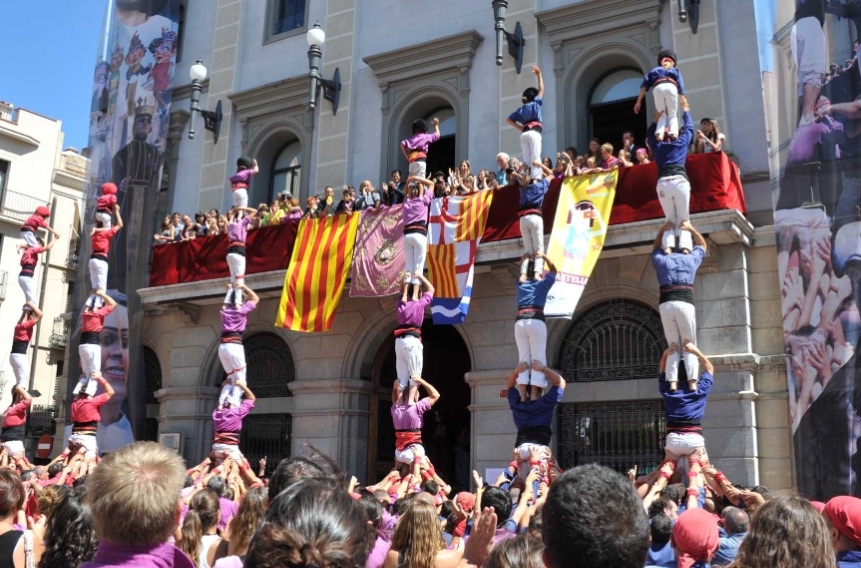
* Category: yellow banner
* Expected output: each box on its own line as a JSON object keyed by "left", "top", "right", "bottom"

{"left": 545, "top": 171, "right": 618, "bottom": 317}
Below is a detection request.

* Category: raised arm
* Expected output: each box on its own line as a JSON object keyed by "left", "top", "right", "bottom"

{"left": 415, "top": 273, "right": 435, "bottom": 297}
{"left": 653, "top": 221, "right": 674, "bottom": 250}
{"left": 114, "top": 204, "right": 124, "bottom": 230}
{"left": 238, "top": 382, "right": 256, "bottom": 403}
{"left": 251, "top": 159, "right": 259, "bottom": 175}
{"left": 506, "top": 363, "right": 526, "bottom": 390}
{"left": 536, "top": 251, "right": 556, "bottom": 273}
{"left": 679, "top": 220, "right": 707, "bottom": 253}
{"left": 98, "top": 375, "right": 115, "bottom": 399}
{"left": 531, "top": 361, "right": 565, "bottom": 390}
{"left": 532, "top": 160, "right": 553, "bottom": 178}
{"left": 413, "top": 376, "right": 440, "bottom": 406}
{"left": 26, "top": 302, "right": 43, "bottom": 322}
{"left": 96, "top": 290, "right": 117, "bottom": 308}
{"left": 533, "top": 65, "right": 544, "bottom": 99}
{"left": 44, "top": 238, "right": 57, "bottom": 251}
{"left": 241, "top": 284, "right": 260, "bottom": 306}
{"left": 683, "top": 343, "right": 714, "bottom": 375}
{"left": 17, "top": 386, "right": 32, "bottom": 405}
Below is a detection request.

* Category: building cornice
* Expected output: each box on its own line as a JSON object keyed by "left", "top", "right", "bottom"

{"left": 363, "top": 30, "right": 484, "bottom": 87}
{"left": 0, "top": 123, "right": 39, "bottom": 147}
{"left": 535, "top": 0, "right": 662, "bottom": 44}
{"left": 228, "top": 74, "right": 309, "bottom": 119}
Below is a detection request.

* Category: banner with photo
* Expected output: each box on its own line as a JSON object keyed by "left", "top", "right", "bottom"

{"left": 544, "top": 171, "right": 618, "bottom": 318}
{"left": 66, "top": 0, "right": 180, "bottom": 453}
{"left": 772, "top": 0, "right": 861, "bottom": 500}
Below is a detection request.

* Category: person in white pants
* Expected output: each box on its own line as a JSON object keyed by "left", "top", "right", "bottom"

{"left": 218, "top": 284, "right": 259, "bottom": 408}
{"left": 17, "top": 237, "right": 55, "bottom": 305}
{"left": 223, "top": 207, "right": 256, "bottom": 307}
{"left": 87, "top": 204, "right": 123, "bottom": 309}
{"left": 507, "top": 65, "right": 545, "bottom": 180}
{"left": 403, "top": 176, "right": 435, "bottom": 301}
{"left": 651, "top": 221, "right": 707, "bottom": 390}
{"left": 68, "top": 375, "right": 114, "bottom": 459}
{"left": 514, "top": 160, "right": 553, "bottom": 279}
{"left": 9, "top": 302, "right": 42, "bottom": 389}
{"left": 74, "top": 290, "right": 117, "bottom": 397}
{"left": 394, "top": 272, "right": 435, "bottom": 404}
{"left": 229, "top": 157, "right": 259, "bottom": 209}
{"left": 514, "top": 252, "right": 557, "bottom": 402}
{"left": 634, "top": 50, "right": 686, "bottom": 141}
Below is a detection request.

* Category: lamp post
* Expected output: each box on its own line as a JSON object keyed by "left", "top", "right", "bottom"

{"left": 306, "top": 22, "right": 341, "bottom": 115}
{"left": 491, "top": 0, "right": 525, "bottom": 74}
{"left": 678, "top": 0, "right": 700, "bottom": 34}
{"left": 188, "top": 58, "right": 223, "bottom": 143}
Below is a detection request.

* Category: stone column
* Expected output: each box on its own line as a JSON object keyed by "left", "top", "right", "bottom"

{"left": 466, "top": 370, "right": 517, "bottom": 479}
{"left": 288, "top": 379, "right": 373, "bottom": 476}
{"left": 156, "top": 385, "right": 220, "bottom": 464}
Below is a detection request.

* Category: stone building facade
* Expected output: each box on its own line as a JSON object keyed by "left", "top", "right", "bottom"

{"left": 55, "top": 0, "right": 792, "bottom": 489}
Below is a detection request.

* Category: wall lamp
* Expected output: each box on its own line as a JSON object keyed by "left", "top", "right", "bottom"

{"left": 678, "top": 0, "right": 700, "bottom": 34}
{"left": 306, "top": 22, "right": 341, "bottom": 116}
{"left": 188, "top": 59, "right": 223, "bottom": 143}
{"left": 491, "top": 0, "right": 525, "bottom": 74}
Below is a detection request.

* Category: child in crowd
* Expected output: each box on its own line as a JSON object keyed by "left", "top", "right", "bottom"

{"left": 224, "top": 206, "right": 257, "bottom": 307}
{"left": 336, "top": 186, "right": 357, "bottom": 215}
{"left": 286, "top": 198, "right": 303, "bottom": 222}
{"left": 507, "top": 65, "right": 545, "bottom": 179}
{"left": 87, "top": 203, "right": 123, "bottom": 309}
{"left": 636, "top": 148, "right": 651, "bottom": 165}
{"left": 10, "top": 302, "right": 42, "bottom": 388}
{"left": 73, "top": 291, "right": 117, "bottom": 397}
{"left": 600, "top": 143, "right": 620, "bottom": 170}
{"left": 17, "top": 236, "right": 55, "bottom": 305}
{"left": 303, "top": 196, "right": 320, "bottom": 219}
{"left": 229, "top": 156, "right": 259, "bottom": 209}
{"left": 95, "top": 182, "right": 118, "bottom": 228}
{"left": 19, "top": 205, "right": 59, "bottom": 249}
{"left": 394, "top": 272, "right": 435, "bottom": 405}
{"left": 403, "top": 176, "right": 435, "bottom": 301}
{"left": 401, "top": 117, "right": 440, "bottom": 179}
{"left": 634, "top": 49, "right": 686, "bottom": 141}
{"left": 512, "top": 160, "right": 552, "bottom": 281}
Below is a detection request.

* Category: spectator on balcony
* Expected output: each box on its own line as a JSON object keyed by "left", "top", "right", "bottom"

{"left": 636, "top": 148, "right": 652, "bottom": 165}
{"left": 10, "top": 302, "right": 41, "bottom": 390}
{"left": 449, "top": 160, "right": 476, "bottom": 195}
{"left": 284, "top": 199, "right": 302, "bottom": 223}
{"left": 600, "top": 143, "right": 620, "bottom": 170}
{"left": 19, "top": 206, "right": 60, "bottom": 249}
{"left": 336, "top": 187, "right": 357, "bottom": 215}
{"left": 618, "top": 150, "right": 634, "bottom": 167}
{"left": 319, "top": 186, "right": 336, "bottom": 216}
{"left": 169, "top": 212, "right": 185, "bottom": 242}
{"left": 74, "top": 290, "right": 118, "bottom": 399}
{"left": 584, "top": 138, "right": 602, "bottom": 163}
{"left": 696, "top": 118, "right": 725, "bottom": 154}
{"left": 622, "top": 131, "right": 638, "bottom": 156}
{"left": 17, "top": 236, "right": 55, "bottom": 305}
{"left": 356, "top": 181, "right": 382, "bottom": 210}
{"left": 153, "top": 215, "right": 173, "bottom": 244}
{"left": 195, "top": 212, "right": 209, "bottom": 237}
{"left": 1, "top": 386, "right": 33, "bottom": 470}
{"left": 476, "top": 169, "right": 496, "bottom": 191}
{"left": 497, "top": 152, "right": 511, "bottom": 185}
{"left": 382, "top": 170, "right": 406, "bottom": 206}
{"left": 303, "top": 196, "right": 321, "bottom": 219}
{"left": 216, "top": 215, "right": 228, "bottom": 236}
{"left": 87, "top": 203, "right": 123, "bottom": 309}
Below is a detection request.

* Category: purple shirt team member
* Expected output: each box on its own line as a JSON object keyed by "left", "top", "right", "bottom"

{"left": 229, "top": 156, "right": 258, "bottom": 209}
{"left": 211, "top": 382, "right": 256, "bottom": 464}
{"left": 390, "top": 375, "right": 440, "bottom": 484}
{"left": 400, "top": 117, "right": 440, "bottom": 179}
{"left": 224, "top": 206, "right": 256, "bottom": 307}
{"left": 394, "top": 273, "right": 435, "bottom": 403}
{"left": 401, "top": 176, "right": 435, "bottom": 300}
{"left": 217, "top": 284, "right": 259, "bottom": 409}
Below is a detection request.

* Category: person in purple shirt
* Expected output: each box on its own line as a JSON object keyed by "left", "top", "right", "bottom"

{"left": 394, "top": 272, "right": 435, "bottom": 405}
{"left": 400, "top": 117, "right": 440, "bottom": 180}
{"left": 81, "top": 441, "right": 195, "bottom": 568}
{"left": 217, "top": 284, "right": 258, "bottom": 409}
{"left": 403, "top": 176, "right": 436, "bottom": 301}
{"left": 223, "top": 206, "right": 256, "bottom": 307}
{"left": 229, "top": 156, "right": 258, "bottom": 209}
{"left": 634, "top": 50, "right": 686, "bottom": 141}
{"left": 212, "top": 381, "right": 256, "bottom": 467}
{"left": 391, "top": 375, "right": 440, "bottom": 484}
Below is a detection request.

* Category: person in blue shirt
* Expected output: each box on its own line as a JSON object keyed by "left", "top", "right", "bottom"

{"left": 511, "top": 161, "right": 553, "bottom": 281}
{"left": 651, "top": 220, "right": 707, "bottom": 391}
{"left": 659, "top": 341, "right": 714, "bottom": 473}
{"left": 648, "top": 97, "right": 695, "bottom": 252}
{"left": 507, "top": 65, "right": 545, "bottom": 180}
{"left": 635, "top": 50, "right": 687, "bottom": 141}
{"left": 514, "top": 252, "right": 557, "bottom": 402}
{"left": 505, "top": 359, "right": 565, "bottom": 498}
{"left": 712, "top": 507, "right": 749, "bottom": 566}
{"left": 645, "top": 513, "right": 676, "bottom": 568}
{"left": 824, "top": 496, "right": 861, "bottom": 568}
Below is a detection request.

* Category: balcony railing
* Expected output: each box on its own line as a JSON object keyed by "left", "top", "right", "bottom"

{"left": 49, "top": 317, "right": 68, "bottom": 349}
{"left": 0, "top": 270, "right": 6, "bottom": 302}
{"left": 0, "top": 189, "right": 45, "bottom": 223}
{"left": 66, "top": 239, "right": 79, "bottom": 272}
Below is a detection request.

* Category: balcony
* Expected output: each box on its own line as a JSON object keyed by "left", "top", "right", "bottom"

{"left": 65, "top": 237, "right": 79, "bottom": 272}
{"left": 49, "top": 317, "right": 68, "bottom": 349}
{"left": 0, "top": 188, "right": 45, "bottom": 223}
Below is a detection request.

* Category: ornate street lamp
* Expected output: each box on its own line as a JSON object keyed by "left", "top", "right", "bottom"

{"left": 306, "top": 22, "right": 341, "bottom": 115}
{"left": 188, "top": 59, "right": 223, "bottom": 143}
{"left": 491, "top": 0, "right": 525, "bottom": 74}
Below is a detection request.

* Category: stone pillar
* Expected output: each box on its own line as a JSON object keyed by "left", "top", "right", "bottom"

{"left": 289, "top": 379, "right": 373, "bottom": 476}
{"left": 466, "top": 370, "right": 517, "bottom": 479}
{"left": 156, "top": 385, "right": 220, "bottom": 464}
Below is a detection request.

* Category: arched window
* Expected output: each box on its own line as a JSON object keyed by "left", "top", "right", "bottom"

{"left": 560, "top": 300, "right": 665, "bottom": 382}
{"left": 244, "top": 332, "right": 295, "bottom": 398}
{"left": 269, "top": 141, "right": 302, "bottom": 203}
{"left": 143, "top": 346, "right": 162, "bottom": 442}
{"left": 423, "top": 107, "right": 456, "bottom": 176}
{"left": 588, "top": 68, "right": 646, "bottom": 152}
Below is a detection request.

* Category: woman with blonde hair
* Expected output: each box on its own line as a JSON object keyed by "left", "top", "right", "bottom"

{"left": 178, "top": 488, "right": 222, "bottom": 568}
{"left": 727, "top": 495, "right": 835, "bottom": 568}
{"left": 384, "top": 500, "right": 462, "bottom": 568}
{"left": 213, "top": 487, "right": 267, "bottom": 568}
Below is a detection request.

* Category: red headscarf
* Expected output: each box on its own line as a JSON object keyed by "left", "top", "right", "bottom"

{"left": 673, "top": 508, "right": 719, "bottom": 568}
{"left": 455, "top": 491, "right": 475, "bottom": 513}
{"left": 825, "top": 496, "right": 861, "bottom": 546}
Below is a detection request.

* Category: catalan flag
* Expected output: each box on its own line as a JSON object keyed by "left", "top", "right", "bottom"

{"left": 427, "top": 191, "right": 493, "bottom": 324}
{"left": 276, "top": 214, "right": 359, "bottom": 332}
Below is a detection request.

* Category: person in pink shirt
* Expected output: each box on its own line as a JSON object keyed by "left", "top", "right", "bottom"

{"left": 229, "top": 157, "right": 259, "bottom": 209}
{"left": 95, "top": 182, "right": 119, "bottom": 229}
{"left": 403, "top": 176, "right": 436, "bottom": 301}
{"left": 400, "top": 117, "right": 440, "bottom": 179}
{"left": 1, "top": 386, "right": 32, "bottom": 469}
{"left": 10, "top": 302, "right": 42, "bottom": 389}
{"left": 87, "top": 204, "right": 123, "bottom": 309}
{"left": 19, "top": 205, "right": 59, "bottom": 248}
{"left": 73, "top": 291, "right": 117, "bottom": 397}
{"left": 223, "top": 207, "right": 256, "bottom": 308}
{"left": 218, "top": 284, "right": 259, "bottom": 409}
{"left": 211, "top": 382, "right": 255, "bottom": 467}
{"left": 17, "top": 236, "right": 55, "bottom": 305}
{"left": 390, "top": 375, "right": 440, "bottom": 483}
{"left": 394, "top": 273, "right": 434, "bottom": 405}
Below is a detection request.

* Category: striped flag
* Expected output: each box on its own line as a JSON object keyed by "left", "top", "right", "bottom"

{"left": 427, "top": 191, "right": 493, "bottom": 324}
{"left": 276, "top": 214, "right": 359, "bottom": 332}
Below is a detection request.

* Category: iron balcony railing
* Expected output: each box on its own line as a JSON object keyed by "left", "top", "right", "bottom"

{"left": 0, "top": 189, "right": 45, "bottom": 223}
{"left": 28, "top": 405, "right": 58, "bottom": 436}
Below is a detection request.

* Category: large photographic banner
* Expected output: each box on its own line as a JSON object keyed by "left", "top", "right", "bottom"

{"left": 68, "top": 0, "right": 179, "bottom": 452}
{"left": 775, "top": 1, "right": 861, "bottom": 499}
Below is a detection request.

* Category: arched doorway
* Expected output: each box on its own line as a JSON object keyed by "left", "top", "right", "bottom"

{"left": 368, "top": 322, "right": 471, "bottom": 489}
{"left": 588, "top": 68, "right": 647, "bottom": 152}
{"left": 398, "top": 96, "right": 457, "bottom": 178}
{"left": 143, "top": 346, "right": 162, "bottom": 442}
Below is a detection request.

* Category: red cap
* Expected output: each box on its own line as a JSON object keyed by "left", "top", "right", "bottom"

{"left": 100, "top": 182, "right": 117, "bottom": 195}
{"left": 35, "top": 206, "right": 50, "bottom": 217}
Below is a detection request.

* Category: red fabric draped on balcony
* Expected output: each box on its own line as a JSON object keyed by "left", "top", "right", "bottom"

{"left": 148, "top": 151, "right": 745, "bottom": 287}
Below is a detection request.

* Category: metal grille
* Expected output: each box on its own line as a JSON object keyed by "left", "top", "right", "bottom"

{"left": 244, "top": 333, "right": 295, "bottom": 398}
{"left": 49, "top": 317, "right": 68, "bottom": 349}
{"left": 561, "top": 300, "right": 665, "bottom": 382}
{"left": 557, "top": 400, "right": 666, "bottom": 475}
{"left": 1, "top": 189, "right": 44, "bottom": 222}
{"left": 240, "top": 414, "right": 292, "bottom": 477}
{"left": 143, "top": 346, "right": 162, "bottom": 404}
{"left": 28, "top": 405, "right": 57, "bottom": 436}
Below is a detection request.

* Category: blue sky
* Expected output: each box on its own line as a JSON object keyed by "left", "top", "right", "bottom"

{"left": 1, "top": 1, "right": 106, "bottom": 150}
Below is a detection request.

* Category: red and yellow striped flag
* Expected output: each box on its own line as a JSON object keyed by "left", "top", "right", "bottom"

{"left": 455, "top": 189, "right": 493, "bottom": 241}
{"left": 276, "top": 214, "right": 359, "bottom": 332}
